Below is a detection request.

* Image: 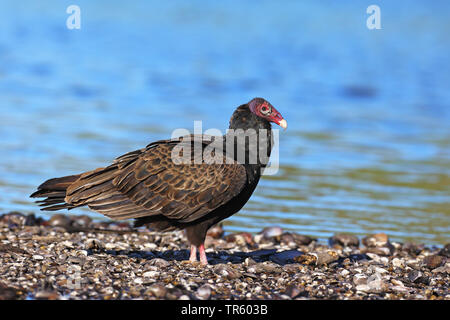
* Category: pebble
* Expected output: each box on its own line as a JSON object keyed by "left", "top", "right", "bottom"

{"left": 340, "top": 269, "right": 350, "bottom": 277}
{"left": 146, "top": 258, "right": 170, "bottom": 268}
{"left": 145, "top": 283, "right": 167, "bottom": 298}
{"left": 213, "top": 264, "right": 242, "bottom": 280}
{"left": 291, "top": 234, "right": 314, "bottom": 245}
{"left": 439, "top": 244, "right": 450, "bottom": 258}
{"left": 206, "top": 224, "right": 224, "bottom": 239}
{"left": 269, "top": 250, "right": 303, "bottom": 265}
{"left": 34, "top": 291, "right": 60, "bottom": 300}
{"left": 362, "top": 233, "right": 395, "bottom": 256}
{"left": 311, "top": 251, "right": 339, "bottom": 265}
{"left": 85, "top": 239, "right": 104, "bottom": 251}
{"left": 48, "top": 214, "right": 72, "bottom": 229}
{"left": 329, "top": 234, "right": 359, "bottom": 247}
{"left": 392, "top": 257, "right": 404, "bottom": 268}
{"left": 72, "top": 215, "right": 92, "bottom": 228}
{"left": 284, "top": 284, "right": 305, "bottom": 299}
{"left": 196, "top": 284, "right": 211, "bottom": 300}
{"left": 261, "top": 226, "right": 283, "bottom": 239}
{"left": 408, "top": 270, "right": 425, "bottom": 283}
{"left": 431, "top": 263, "right": 450, "bottom": 274}
{"left": 353, "top": 274, "right": 367, "bottom": 285}
{"left": 224, "top": 232, "right": 253, "bottom": 246}
{"left": 143, "top": 271, "right": 159, "bottom": 278}
{"left": 422, "top": 255, "right": 445, "bottom": 269}
{"left": 365, "top": 272, "right": 387, "bottom": 293}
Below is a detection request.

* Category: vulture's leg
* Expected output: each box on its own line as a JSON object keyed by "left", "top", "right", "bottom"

{"left": 189, "top": 245, "right": 197, "bottom": 262}
{"left": 198, "top": 243, "right": 208, "bottom": 265}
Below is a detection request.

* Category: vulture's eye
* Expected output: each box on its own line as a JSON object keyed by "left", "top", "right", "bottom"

{"left": 260, "top": 105, "right": 271, "bottom": 115}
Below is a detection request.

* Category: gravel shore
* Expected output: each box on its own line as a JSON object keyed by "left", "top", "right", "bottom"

{"left": 0, "top": 212, "right": 448, "bottom": 300}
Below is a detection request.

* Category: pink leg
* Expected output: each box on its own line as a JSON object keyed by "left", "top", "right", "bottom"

{"left": 198, "top": 243, "right": 208, "bottom": 265}
{"left": 189, "top": 245, "right": 197, "bottom": 262}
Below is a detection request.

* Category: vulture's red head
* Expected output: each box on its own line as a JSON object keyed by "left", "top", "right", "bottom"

{"left": 248, "top": 98, "right": 287, "bottom": 129}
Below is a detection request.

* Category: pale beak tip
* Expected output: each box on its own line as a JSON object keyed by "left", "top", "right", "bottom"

{"left": 279, "top": 119, "right": 288, "bottom": 130}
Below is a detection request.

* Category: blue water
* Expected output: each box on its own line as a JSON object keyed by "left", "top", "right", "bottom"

{"left": 0, "top": 1, "right": 449, "bottom": 245}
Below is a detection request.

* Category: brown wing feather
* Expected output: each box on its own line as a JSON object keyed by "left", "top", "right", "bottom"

{"left": 63, "top": 136, "right": 247, "bottom": 223}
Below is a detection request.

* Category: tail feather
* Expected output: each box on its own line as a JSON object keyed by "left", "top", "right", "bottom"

{"left": 30, "top": 174, "right": 81, "bottom": 211}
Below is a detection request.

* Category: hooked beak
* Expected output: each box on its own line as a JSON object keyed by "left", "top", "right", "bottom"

{"left": 278, "top": 119, "right": 288, "bottom": 130}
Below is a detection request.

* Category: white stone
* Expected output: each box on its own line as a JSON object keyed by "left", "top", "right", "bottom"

{"left": 340, "top": 269, "right": 350, "bottom": 277}
{"left": 392, "top": 258, "right": 403, "bottom": 268}
{"left": 143, "top": 271, "right": 159, "bottom": 278}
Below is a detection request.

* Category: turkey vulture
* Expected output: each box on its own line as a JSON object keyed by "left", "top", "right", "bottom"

{"left": 30, "top": 98, "right": 287, "bottom": 265}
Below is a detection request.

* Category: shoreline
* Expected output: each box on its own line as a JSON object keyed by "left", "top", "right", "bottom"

{"left": 0, "top": 211, "right": 448, "bottom": 300}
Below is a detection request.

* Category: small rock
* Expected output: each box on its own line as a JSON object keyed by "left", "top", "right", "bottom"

{"left": 32, "top": 255, "right": 44, "bottom": 260}
{"left": 353, "top": 274, "right": 367, "bottom": 285}
{"left": 362, "top": 233, "right": 389, "bottom": 247}
{"left": 244, "top": 257, "right": 257, "bottom": 266}
{"left": 366, "top": 252, "right": 381, "bottom": 262}
{"left": 355, "top": 284, "right": 371, "bottom": 292}
{"left": 366, "top": 272, "right": 387, "bottom": 292}
{"left": 85, "top": 239, "right": 104, "bottom": 251}
{"left": 431, "top": 263, "right": 450, "bottom": 274}
{"left": 224, "top": 232, "right": 253, "bottom": 246}
{"left": 438, "top": 243, "right": 450, "bottom": 258}
{"left": 245, "top": 249, "right": 277, "bottom": 259}
{"left": 408, "top": 270, "right": 424, "bottom": 283}
{"left": 391, "top": 279, "right": 404, "bottom": 287}
{"left": 291, "top": 234, "right": 314, "bottom": 245}
{"left": 370, "top": 266, "right": 388, "bottom": 274}
{"left": 422, "top": 255, "right": 445, "bottom": 269}
{"left": 48, "top": 214, "right": 72, "bottom": 229}
{"left": 329, "top": 234, "right": 359, "bottom": 247}
{"left": 403, "top": 242, "right": 424, "bottom": 256}
{"left": 366, "top": 246, "right": 393, "bottom": 256}
{"left": 34, "top": 291, "right": 60, "bottom": 300}
{"left": 391, "top": 257, "right": 404, "bottom": 268}
{"left": 0, "top": 283, "right": 19, "bottom": 300}
{"left": 294, "top": 254, "right": 317, "bottom": 265}
{"left": 145, "top": 283, "right": 167, "bottom": 298}
{"left": 146, "top": 258, "right": 169, "bottom": 268}
{"left": 284, "top": 284, "right": 306, "bottom": 299}
{"left": 269, "top": 250, "right": 303, "bottom": 265}
{"left": 206, "top": 224, "right": 224, "bottom": 239}
{"left": 314, "top": 251, "right": 339, "bottom": 265}
{"left": 196, "top": 284, "right": 211, "bottom": 300}
{"left": 340, "top": 269, "right": 350, "bottom": 277}
{"left": 72, "top": 215, "right": 92, "bottom": 228}
{"left": 213, "top": 264, "right": 242, "bottom": 279}
{"left": 261, "top": 226, "right": 283, "bottom": 239}
{"left": 260, "top": 262, "right": 283, "bottom": 273}
{"left": 24, "top": 214, "right": 43, "bottom": 226}
{"left": 143, "top": 271, "right": 159, "bottom": 278}
{"left": 279, "top": 233, "right": 295, "bottom": 245}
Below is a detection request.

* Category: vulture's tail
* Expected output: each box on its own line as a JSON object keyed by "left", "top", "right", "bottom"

{"left": 30, "top": 174, "right": 81, "bottom": 211}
